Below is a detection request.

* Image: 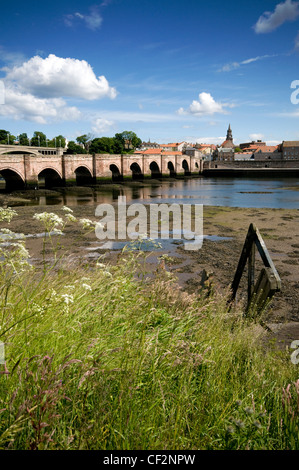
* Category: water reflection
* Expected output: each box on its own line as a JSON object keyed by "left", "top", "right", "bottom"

{"left": 16, "top": 177, "right": 299, "bottom": 209}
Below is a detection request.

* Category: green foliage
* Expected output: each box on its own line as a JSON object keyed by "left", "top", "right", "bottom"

{"left": 115, "top": 131, "right": 142, "bottom": 152}
{"left": 18, "top": 133, "right": 29, "bottom": 146}
{"left": 76, "top": 133, "right": 93, "bottom": 151}
{"left": 66, "top": 141, "right": 87, "bottom": 154}
{"left": 89, "top": 131, "right": 142, "bottom": 155}
{"left": 31, "top": 131, "right": 47, "bottom": 147}
{"left": 0, "top": 129, "right": 9, "bottom": 144}
{"left": 0, "top": 130, "right": 15, "bottom": 145}
{"left": 48, "top": 135, "right": 66, "bottom": 148}
{"left": 89, "top": 137, "right": 118, "bottom": 154}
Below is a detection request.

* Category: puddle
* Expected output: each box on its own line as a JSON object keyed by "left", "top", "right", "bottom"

{"left": 0, "top": 231, "right": 65, "bottom": 240}
{"left": 83, "top": 234, "right": 233, "bottom": 253}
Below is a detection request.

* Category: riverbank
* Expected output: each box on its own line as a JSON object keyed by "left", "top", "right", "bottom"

{"left": 2, "top": 202, "right": 299, "bottom": 349}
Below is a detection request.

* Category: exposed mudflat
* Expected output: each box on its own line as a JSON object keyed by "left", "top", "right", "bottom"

{"left": 1, "top": 201, "right": 299, "bottom": 350}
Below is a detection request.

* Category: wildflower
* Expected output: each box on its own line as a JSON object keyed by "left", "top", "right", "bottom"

{"left": 33, "top": 212, "right": 64, "bottom": 232}
{"left": 79, "top": 218, "right": 95, "bottom": 229}
{"left": 0, "top": 207, "right": 17, "bottom": 222}
{"left": 61, "top": 294, "right": 74, "bottom": 305}
{"left": 64, "top": 213, "right": 77, "bottom": 223}
{"left": 103, "top": 271, "right": 112, "bottom": 278}
{"left": 82, "top": 283, "right": 92, "bottom": 291}
{"left": 235, "top": 400, "right": 242, "bottom": 408}
{"left": 96, "top": 262, "right": 106, "bottom": 269}
{"left": 62, "top": 206, "right": 73, "bottom": 213}
{"left": 244, "top": 407, "right": 254, "bottom": 415}
{"left": 0, "top": 229, "right": 25, "bottom": 240}
{"left": 51, "top": 228, "right": 64, "bottom": 236}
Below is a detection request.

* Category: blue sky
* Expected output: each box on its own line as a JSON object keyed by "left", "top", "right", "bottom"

{"left": 1, "top": 0, "right": 299, "bottom": 146}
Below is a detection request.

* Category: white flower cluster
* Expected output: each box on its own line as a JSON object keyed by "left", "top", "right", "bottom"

{"left": 0, "top": 241, "right": 32, "bottom": 275}
{"left": 79, "top": 218, "right": 96, "bottom": 230}
{"left": 62, "top": 206, "right": 77, "bottom": 223}
{"left": 61, "top": 293, "right": 74, "bottom": 305}
{"left": 0, "top": 207, "right": 18, "bottom": 223}
{"left": 33, "top": 212, "right": 64, "bottom": 233}
{"left": 82, "top": 283, "right": 92, "bottom": 291}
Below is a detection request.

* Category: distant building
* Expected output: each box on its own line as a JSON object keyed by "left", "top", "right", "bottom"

{"left": 184, "top": 146, "right": 204, "bottom": 159}
{"left": 281, "top": 141, "right": 299, "bottom": 160}
{"left": 141, "top": 140, "right": 160, "bottom": 150}
{"left": 160, "top": 142, "right": 186, "bottom": 152}
{"left": 253, "top": 145, "right": 282, "bottom": 160}
{"left": 214, "top": 124, "right": 235, "bottom": 161}
{"left": 239, "top": 140, "right": 266, "bottom": 150}
{"left": 195, "top": 144, "right": 216, "bottom": 159}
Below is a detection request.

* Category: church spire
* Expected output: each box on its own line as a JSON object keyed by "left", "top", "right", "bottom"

{"left": 226, "top": 124, "right": 233, "bottom": 142}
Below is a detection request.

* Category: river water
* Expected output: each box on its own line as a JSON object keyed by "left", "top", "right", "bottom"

{"left": 25, "top": 176, "right": 299, "bottom": 210}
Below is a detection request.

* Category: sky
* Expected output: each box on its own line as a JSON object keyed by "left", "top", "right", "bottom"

{"left": 1, "top": 0, "right": 299, "bottom": 146}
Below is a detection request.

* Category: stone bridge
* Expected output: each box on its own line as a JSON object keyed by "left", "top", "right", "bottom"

{"left": 0, "top": 150, "right": 203, "bottom": 190}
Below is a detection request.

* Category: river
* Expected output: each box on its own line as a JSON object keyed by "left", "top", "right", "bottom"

{"left": 14, "top": 176, "right": 299, "bottom": 210}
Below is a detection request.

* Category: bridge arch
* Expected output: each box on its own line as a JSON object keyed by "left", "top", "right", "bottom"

{"left": 167, "top": 161, "right": 176, "bottom": 177}
{"left": 182, "top": 159, "right": 190, "bottom": 176}
{"left": 109, "top": 164, "right": 122, "bottom": 182}
{"left": 149, "top": 161, "right": 161, "bottom": 178}
{"left": 38, "top": 168, "right": 63, "bottom": 189}
{"left": 130, "top": 162, "right": 143, "bottom": 180}
{"left": 0, "top": 168, "right": 25, "bottom": 191}
{"left": 75, "top": 166, "right": 93, "bottom": 186}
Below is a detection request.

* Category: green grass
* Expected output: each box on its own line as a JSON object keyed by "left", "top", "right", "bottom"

{"left": 0, "top": 210, "right": 299, "bottom": 449}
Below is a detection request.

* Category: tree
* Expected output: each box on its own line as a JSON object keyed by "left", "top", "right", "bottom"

{"left": 89, "top": 137, "right": 116, "bottom": 154}
{"left": 49, "top": 135, "right": 66, "bottom": 148}
{"left": 76, "top": 133, "right": 94, "bottom": 151}
{"left": 7, "top": 134, "right": 16, "bottom": 145}
{"left": 31, "top": 131, "right": 47, "bottom": 147}
{"left": 19, "top": 133, "right": 30, "bottom": 146}
{"left": 114, "top": 131, "right": 142, "bottom": 153}
{"left": 234, "top": 147, "right": 243, "bottom": 153}
{"left": 66, "top": 141, "right": 87, "bottom": 154}
{"left": 0, "top": 129, "right": 10, "bottom": 144}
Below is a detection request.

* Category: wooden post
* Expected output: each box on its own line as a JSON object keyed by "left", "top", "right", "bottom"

{"left": 248, "top": 243, "right": 255, "bottom": 306}
{"left": 229, "top": 223, "right": 281, "bottom": 316}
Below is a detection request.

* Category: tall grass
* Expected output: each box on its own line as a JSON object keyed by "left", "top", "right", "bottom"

{"left": 0, "top": 207, "right": 298, "bottom": 450}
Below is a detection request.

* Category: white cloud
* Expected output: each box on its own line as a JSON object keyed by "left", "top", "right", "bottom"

{"left": 0, "top": 54, "right": 116, "bottom": 124}
{"left": 177, "top": 92, "right": 232, "bottom": 116}
{"left": 219, "top": 55, "right": 276, "bottom": 72}
{"left": 4, "top": 54, "right": 117, "bottom": 100}
{"left": 90, "top": 110, "right": 182, "bottom": 123}
{"left": 249, "top": 133, "right": 264, "bottom": 141}
{"left": 0, "top": 85, "right": 81, "bottom": 124}
{"left": 195, "top": 136, "right": 226, "bottom": 144}
{"left": 65, "top": 6, "right": 103, "bottom": 31}
{"left": 91, "top": 118, "right": 115, "bottom": 134}
{"left": 254, "top": 0, "right": 299, "bottom": 34}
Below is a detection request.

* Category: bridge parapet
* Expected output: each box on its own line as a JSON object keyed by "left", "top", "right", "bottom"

{"left": 0, "top": 144, "right": 64, "bottom": 156}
